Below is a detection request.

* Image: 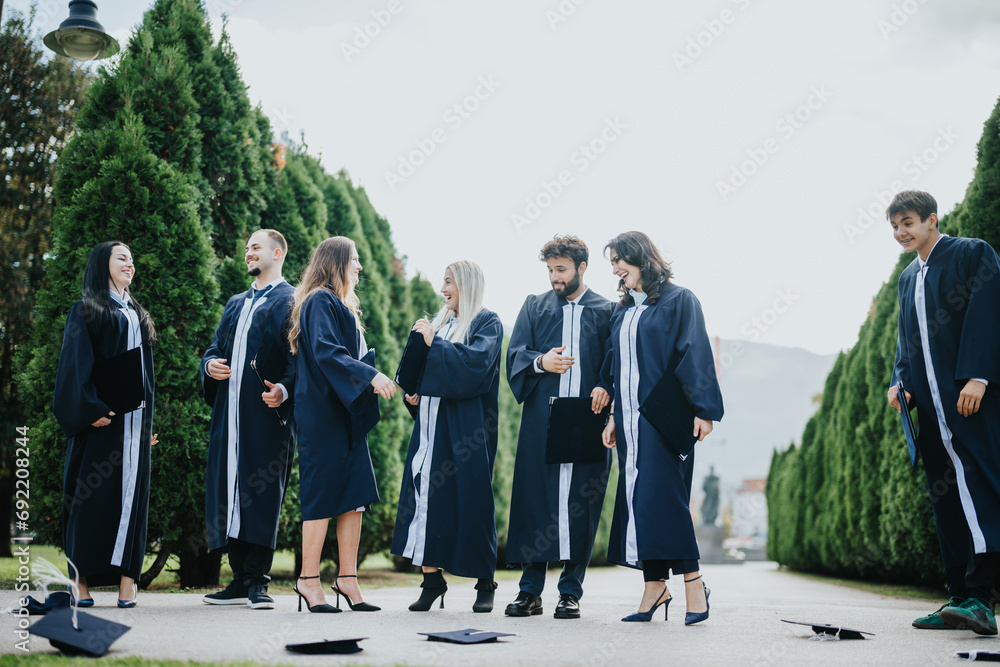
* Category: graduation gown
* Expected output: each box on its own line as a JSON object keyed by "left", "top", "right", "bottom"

{"left": 202, "top": 280, "right": 296, "bottom": 552}
{"left": 391, "top": 310, "right": 503, "bottom": 579}
{"left": 505, "top": 289, "right": 614, "bottom": 565}
{"left": 893, "top": 235, "right": 1000, "bottom": 555}
{"left": 602, "top": 283, "right": 724, "bottom": 568}
{"left": 53, "top": 298, "right": 154, "bottom": 586}
{"left": 294, "top": 290, "right": 380, "bottom": 521}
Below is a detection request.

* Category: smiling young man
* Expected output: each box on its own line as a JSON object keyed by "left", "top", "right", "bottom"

{"left": 504, "top": 235, "right": 615, "bottom": 619}
{"left": 887, "top": 190, "right": 1000, "bottom": 635}
{"left": 201, "top": 229, "right": 296, "bottom": 610}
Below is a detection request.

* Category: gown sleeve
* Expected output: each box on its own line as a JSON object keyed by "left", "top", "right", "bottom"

{"left": 599, "top": 305, "right": 622, "bottom": 396}
{"left": 419, "top": 311, "right": 503, "bottom": 399}
{"left": 201, "top": 297, "right": 236, "bottom": 408}
{"left": 305, "top": 294, "right": 378, "bottom": 412}
{"left": 52, "top": 303, "right": 112, "bottom": 438}
{"left": 506, "top": 295, "right": 542, "bottom": 404}
{"left": 892, "top": 288, "right": 912, "bottom": 390}
{"left": 955, "top": 241, "right": 1000, "bottom": 385}
{"left": 672, "top": 290, "right": 725, "bottom": 422}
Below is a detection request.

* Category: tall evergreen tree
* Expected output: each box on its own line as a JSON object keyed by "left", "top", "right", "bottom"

{"left": 0, "top": 9, "right": 90, "bottom": 559}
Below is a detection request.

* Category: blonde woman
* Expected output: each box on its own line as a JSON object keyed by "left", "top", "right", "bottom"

{"left": 391, "top": 261, "right": 504, "bottom": 613}
{"left": 288, "top": 237, "right": 396, "bottom": 613}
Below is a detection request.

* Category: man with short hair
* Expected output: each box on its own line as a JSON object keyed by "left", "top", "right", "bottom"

{"left": 504, "top": 235, "right": 615, "bottom": 619}
{"left": 201, "top": 229, "right": 296, "bottom": 610}
{"left": 888, "top": 190, "right": 1000, "bottom": 635}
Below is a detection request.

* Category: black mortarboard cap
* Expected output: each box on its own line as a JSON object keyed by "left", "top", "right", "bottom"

{"left": 781, "top": 619, "right": 874, "bottom": 640}
{"left": 29, "top": 607, "right": 131, "bottom": 656}
{"left": 956, "top": 651, "right": 1000, "bottom": 662}
{"left": 285, "top": 638, "right": 366, "bottom": 654}
{"left": 897, "top": 382, "right": 918, "bottom": 466}
{"left": 638, "top": 373, "right": 697, "bottom": 460}
{"left": 23, "top": 591, "right": 72, "bottom": 615}
{"left": 395, "top": 330, "right": 431, "bottom": 396}
{"left": 92, "top": 347, "right": 144, "bottom": 415}
{"left": 545, "top": 397, "right": 610, "bottom": 464}
{"left": 349, "top": 348, "right": 380, "bottom": 446}
{"left": 419, "top": 628, "right": 515, "bottom": 644}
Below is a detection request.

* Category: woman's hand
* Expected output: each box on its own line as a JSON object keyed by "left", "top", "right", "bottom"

{"left": 602, "top": 418, "right": 616, "bottom": 449}
{"left": 694, "top": 417, "right": 713, "bottom": 442}
{"left": 413, "top": 318, "right": 434, "bottom": 347}
{"left": 405, "top": 393, "right": 420, "bottom": 406}
{"left": 151, "top": 433, "right": 159, "bottom": 446}
{"left": 371, "top": 372, "right": 397, "bottom": 400}
{"left": 92, "top": 411, "right": 115, "bottom": 428}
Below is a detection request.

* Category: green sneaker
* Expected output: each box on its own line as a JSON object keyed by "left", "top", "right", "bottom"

{"left": 940, "top": 598, "right": 998, "bottom": 636}
{"left": 912, "top": 597, "right": 965, "bottom": 629}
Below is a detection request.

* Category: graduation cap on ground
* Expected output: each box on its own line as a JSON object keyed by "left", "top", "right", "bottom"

{"left": 349, "top": 349, "right": 381, "bottom": 446}
{"left": 956, "top": 650, "right": 1000, "bottom": 662}
{"left": 92, "top": 347, "right": 144, "bottom": 415}
{"left": 251, "top": 325, "right": 292, "bottom": 426}
{"left": 30, "top": 606, "right": 131, "bottom": 656}
{"left": 418, "top": 628, "right": 515, "bottom": 644}
{"left": 545, "top": 397, "right": 611, "bottom": 464}
{"left": 896, "top": 381, "right": 918, "bottom": 466}
{"left": 22, "top": 591, "right": 71, "bottom": 616}
{"left": 638, "top": 373, "right": 697, "bottom": 460}
{"left": 285, "top": 638, "right": 366, "bottom": 654}
{"left": 395, "top": 330, "right": 431, "bottom": 396}
{"left": 781, "top": 619, "right": 874, "bottom": 640}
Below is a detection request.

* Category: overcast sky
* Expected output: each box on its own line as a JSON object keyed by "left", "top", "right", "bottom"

{"left": 14, "top": 0, "right": 1000, "bottom": 355}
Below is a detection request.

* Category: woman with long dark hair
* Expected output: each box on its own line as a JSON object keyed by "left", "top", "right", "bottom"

{"left": 288, "top": 236, "right": 396, "bottom": 613}
{"left": 391, "top": 260, "right": 504, "bottom": 613}
{"left": 53, "top": 241, "right": 157, "bottom": 608}
{"left": 600, "top": 231, "right": 724, "bottom": 624}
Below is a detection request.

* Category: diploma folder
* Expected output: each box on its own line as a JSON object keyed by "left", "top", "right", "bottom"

{"left": 350, "top": 348, "right": 380, "bottom": 446}
{"left": 638, "top": 374, "right": 697, "bottom": 460}
{"left": 897, "top": 381, "right": 918, "bottom": 466}
{"left": 92, "top": 347, "right": 143, "bottom": 415}
{"left": 394, "top": 330, "right": 431, "bottom": 396}
{"left": 545, "top": 397, "right": 611, "bottom": 465}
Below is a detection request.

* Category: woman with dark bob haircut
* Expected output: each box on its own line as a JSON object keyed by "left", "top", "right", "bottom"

{"left": 53, "top": 240, "right": 157, "bottom": 608}
{"left": 600, "top": 231, "right": 724, "bottom": 625}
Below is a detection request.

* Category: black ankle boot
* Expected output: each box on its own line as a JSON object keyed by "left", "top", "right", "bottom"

{"left": 409, "top": 569, "right": 448, "bottom": 612}
{"left": 473, "top": 578, "right": 498, "bottom": 613}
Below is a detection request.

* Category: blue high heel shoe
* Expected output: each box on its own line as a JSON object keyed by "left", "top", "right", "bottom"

{"left": 118, "top": 583, "right": 138, "bottom": 609}
{"left": 72, "top": 597, "right": 95, "bottom": 608}
{"left": 622, "top": 583, "right": 672, "bottom": 622}
{"left": 684, "top": 575, "right": 710, "bottom": 625}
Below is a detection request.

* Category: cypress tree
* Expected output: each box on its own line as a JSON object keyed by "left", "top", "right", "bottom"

{"left": 958, "top": 97, "right": 1000, "bottom": 252}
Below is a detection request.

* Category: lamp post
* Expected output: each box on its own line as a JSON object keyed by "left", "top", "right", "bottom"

{"left": 43, "top": 0, "right": 119, "bottom": 61}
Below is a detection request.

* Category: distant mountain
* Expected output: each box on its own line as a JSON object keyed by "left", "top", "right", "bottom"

{"left": 691, "top": 339, "right": 837, "bottom": 508}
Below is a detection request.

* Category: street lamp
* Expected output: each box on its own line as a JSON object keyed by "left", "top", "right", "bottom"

{"left": 43, "top": 0, "right": 119, "bottom": 61}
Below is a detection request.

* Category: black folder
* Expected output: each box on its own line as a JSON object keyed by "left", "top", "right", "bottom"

{"left": 251, "top": 326, "right": 292, "bottom": 426}
{"left": 395, "top": 330, "right": 431, "bottom": 396}
{"left": 350, "top": 349, "right": 380, "bottom": 446}
{"left": 638, "top": 374, "right": 697, "bottom": 460}
{"left": 92, "top": 347, "right": 143, "bottom": 415}
{"left": 897, "top": 381, "right": 918, "bottom": 466}
{"left": 545, "top": 397, "right": 611, "bottom": 464}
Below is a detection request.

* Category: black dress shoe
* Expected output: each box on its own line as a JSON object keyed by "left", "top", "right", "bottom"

{"left": 554, "top": 593, "right": 581, "bottom": 619}
{"left": 504, "top": 591, "right": 543, "bottom": 617}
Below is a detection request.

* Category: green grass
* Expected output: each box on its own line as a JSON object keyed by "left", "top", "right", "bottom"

{"left": 783, "top": 568, "right": 948, "bottom": 602}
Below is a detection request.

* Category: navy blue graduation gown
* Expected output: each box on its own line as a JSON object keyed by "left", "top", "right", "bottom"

{"left": 893, "top": 235, "right": 1000, "bottom": 554}
{"left": 602, "top": 283, "right": 724, "bottom": 568}
{"left": 202, "top": 280, "right": 296, "bottom": 552}
{"left": 294, "top": 290, "right": 380, "bottom": 521}
{"left": 53, "top": 299, "right": 154, "bottom": 586}
{"left": 505, "top": 289, "right": 614, "bottom": 565}
{"left": 391, "top": 310, "right": 503, "bottom": 579}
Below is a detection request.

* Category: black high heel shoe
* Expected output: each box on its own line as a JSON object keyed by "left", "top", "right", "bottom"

{"left": 409, "top": 569, "right": 447, "bottom": 611}
{"left": 331, "top": 574, "right": 381, "bottom": 612}
{"left": 622, "top": 582, "right": 672, "bottom": 622}
{"left": 293, "top": 575, "right": 341, "bottom": 613}
{"left": 684, "top": 575, "right": 710, "bottom": 626}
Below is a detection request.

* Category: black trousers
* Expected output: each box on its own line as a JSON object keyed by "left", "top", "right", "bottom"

{"left": 642, "top": 559, "right": 698, "bottom": 582}
{"left": 228, "top": 538, "right": 274, "bottom": 586}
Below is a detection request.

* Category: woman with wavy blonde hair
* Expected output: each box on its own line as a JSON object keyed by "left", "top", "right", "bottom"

{"left": 288, "top": 236, "right": 396, "bottom": 613}
{"left": 391, "top": 260, "right": 504, "bottom": 613}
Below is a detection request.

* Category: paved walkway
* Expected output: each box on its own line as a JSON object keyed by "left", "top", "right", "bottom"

{"left": 3, "top": 561, "right": 993, "bottom": 665}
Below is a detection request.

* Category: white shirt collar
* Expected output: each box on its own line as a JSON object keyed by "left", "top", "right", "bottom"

{"left": 566, "top": 288, "right": 588, "bottom": 305}
{"left": 630, "top": 289, "right": 647, "bottom": 307}
{"left": 109, "top": 289, "right": 131, "bottom": 308}
{"left": 251, "top": 276, "right": 285, "bottom": 292}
